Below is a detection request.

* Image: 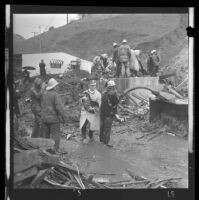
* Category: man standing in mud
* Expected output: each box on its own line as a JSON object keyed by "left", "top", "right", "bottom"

{"left": 41, "top": 78, "right": 67, "bottom": 153}
{"left": 100, "top": 80, "right": 120, "bottom": 146}
{"left": 39, "top": 59, "right": 46, "bottom": 80}
{"left": 30, "top": 78, "right": 46, "bottom": 138}
{"left": 79, "top": 80, "right": 101, "bottom": 143}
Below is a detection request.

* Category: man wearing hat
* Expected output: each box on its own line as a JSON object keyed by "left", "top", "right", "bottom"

{"left": 100, "top": 80, "right": 120, "bottom": 146}
{"left": 117, "top": 39, "right": 131, "bottom": 77}
{"left": 79, "top": 80, "right": 101, "bottom": 143}
{"left": 147, "top": 50, "right": 161, "bottom": 76}
{"left": 41, "top": 78, "right": 67, "bottom": 153}
{"left": 30, "top": 78, "right": 46, "bottom": 138}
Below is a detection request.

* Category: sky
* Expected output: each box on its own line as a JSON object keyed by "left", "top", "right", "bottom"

{"left": 13, "top": 14, "right": 79, "bottom": 39}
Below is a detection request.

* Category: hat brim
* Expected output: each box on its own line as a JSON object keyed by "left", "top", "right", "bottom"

{"left": 46, "top": 82, "right": 59, "bottom": 90}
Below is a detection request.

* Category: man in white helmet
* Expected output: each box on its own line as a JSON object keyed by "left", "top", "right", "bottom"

{"left": 117, "top": 39, "right": 131, "bottom": 77}
{"left": 41, "top": 78, "right": 67, "bottom": 153}
{"left": 100, "top": 80, "right": 120, "bottom": 146}
{"left": 147, "top": 49, "right": 161, "bottom": 76}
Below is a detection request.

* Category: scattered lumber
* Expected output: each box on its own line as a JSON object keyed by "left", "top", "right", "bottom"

{"left": 24, "top": 137, "right": 55, "bottom": 149}
{"left": 14, "top": 166, "right": 38, "bottom": 184}
{"left": 30, "top": 168, "right": 51, "bottom": 188}
{"left": 39, "top": 150, "right": 60, "bottom": 166}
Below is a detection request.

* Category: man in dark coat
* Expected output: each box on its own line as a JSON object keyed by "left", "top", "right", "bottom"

{"left": 41, "top": 78, "right": 67, "bottom": 153}
{"left": 117, "top": 39, "right": 131, "bottom": 77}
{"left": 147, "top": 50, "right": 161, "bottom": 76}
{"left": 100, "top": 80, "right": 120, "bottom": 146}
{"left": 112, "top": 43, "right": 120, "bottom": 77}
{"left": 39, "top": 59, "right": 46, "bottom": 79}
{"left": 30, "top": 78, "right": 46, "bottom": 138}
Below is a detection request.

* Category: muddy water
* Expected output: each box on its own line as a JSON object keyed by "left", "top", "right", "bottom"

{"left": 60, "top": 133, "right": 188, "bottom": 187}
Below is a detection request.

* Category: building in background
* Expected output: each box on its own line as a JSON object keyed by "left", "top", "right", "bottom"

{"left": 13, "top": 52, "right": 92, "bottom": 77}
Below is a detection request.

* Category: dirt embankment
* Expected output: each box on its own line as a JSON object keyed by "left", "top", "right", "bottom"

{"left": 14, "top": 14, "right": 182, "bottom": 59}
{"left": 136, "top": 14, "right": 188, "bottom": 69}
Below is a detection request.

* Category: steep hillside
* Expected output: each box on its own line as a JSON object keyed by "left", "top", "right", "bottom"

{"left": 136, "top": 14, "right": 188, "bottom": 68}
{"left": 159, "top": 43, "right": 188, "bottom": 95}
{"left": 14, "top": 33, "right": 25, "bottom": 43}
{"left": 14, "top": 14, "right": 185, "bottom": 62}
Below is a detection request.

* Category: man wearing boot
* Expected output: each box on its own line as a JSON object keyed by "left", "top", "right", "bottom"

{"left": 41, "top": 78, "right": 67, "bottom": 153}
{"left": 79, "top": 80, "right": 101, "bottom": 143}
{"left": 100, "top": 80, "right": 120, "bottom": 146}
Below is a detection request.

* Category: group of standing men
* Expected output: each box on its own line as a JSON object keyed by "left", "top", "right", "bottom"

{"left": 14, "top": 76, "right": 120, "bottom": 152}
{"left": 29, "top": 78, "right": 120, "bottom": 152}
{"left": 112, "top": 39, "right": 161, "bottom": 77}
{"left": 79, "top": 79, "right": 122, "bottom": 146}
{"left": 91, "top": 39, "right": 161, "bottom": 78}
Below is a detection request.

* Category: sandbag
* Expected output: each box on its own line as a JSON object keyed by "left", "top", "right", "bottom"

{"left": 129, "top": 50, "right": 140, "bottom": 71}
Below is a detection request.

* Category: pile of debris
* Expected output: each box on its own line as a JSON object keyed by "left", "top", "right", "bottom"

{"left": 13, "top": 135, "right": 181, "bottom": 189}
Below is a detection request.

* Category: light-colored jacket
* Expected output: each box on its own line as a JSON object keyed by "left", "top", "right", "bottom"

{"left": 79, "top": 89, "right": 101, "bottom": 131}
{"left": 129, "top": 49, "right": 140, "bottom": 71}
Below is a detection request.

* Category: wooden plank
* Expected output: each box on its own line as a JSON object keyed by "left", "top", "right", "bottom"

{"left": 14, "top": 167, "right": 38, "bottom": 183}
{"left": 14, "top": 150, "right": 41, "bottom": 173}
{"left": 24, "top": 137, "right": 55, "bottom": 149}
{"left": 39, "top": 150, "right": 59, "bottom": 166}
{"left": 30, "top": 168, "right": 51, "bottom": 188}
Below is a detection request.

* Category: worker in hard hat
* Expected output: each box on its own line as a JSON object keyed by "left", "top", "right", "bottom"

{"left": 100, "top": 80, "right": 120, "bottom": 146}
{"left": 147, "top": 49, "right": 161, "bottom": 76}
{"left": 30, "top": 78, "right": 46, "bottom": 138}
{"left": 41, "top": 78, "right": 67, "bottom": 153}
{"left": 79, "top": 80, "right": 101, "bottom": 143}
{"left": 117, "top": 39, "right": 131, "bottom": 77}
{"left": 112, "top": 42, "right": 120, "bottom": 77}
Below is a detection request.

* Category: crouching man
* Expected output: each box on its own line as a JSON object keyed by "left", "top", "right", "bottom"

{"left": 100, "top": 80, "right": 120, "bottom": 146}
{"left": 79, "top": 80, "right": 101, "bottom": 143}
{"left": 41, "top": 78, "right": 67, "bottom": 153}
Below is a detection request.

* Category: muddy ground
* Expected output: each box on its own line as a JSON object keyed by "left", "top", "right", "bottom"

{"left": 17, "top": 100, "right": 188, "bottom": 188}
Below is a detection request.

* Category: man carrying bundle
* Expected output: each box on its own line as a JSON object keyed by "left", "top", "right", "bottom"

{"left": 79, "top": 80, "right": 101, "bottom": 143}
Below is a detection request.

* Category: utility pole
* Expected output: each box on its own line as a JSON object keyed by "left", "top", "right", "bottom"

{"left": 31, "top": 31, "right": 38, "bottom": 37}
{"left": 66, "top": 14, "right": 68, "bottom": 24}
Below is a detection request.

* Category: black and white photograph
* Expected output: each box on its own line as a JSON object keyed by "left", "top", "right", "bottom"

{"left": 6, "top": 5, "right": 194, "bottom": 195}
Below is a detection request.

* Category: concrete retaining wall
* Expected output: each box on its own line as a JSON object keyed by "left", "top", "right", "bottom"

{"left": 99, "top": 77, "right": 163, "bottom": 103}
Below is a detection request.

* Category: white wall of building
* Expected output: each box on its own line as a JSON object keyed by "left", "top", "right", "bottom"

{"left": 22, "top": 52, "right": 92, "bottom": 77}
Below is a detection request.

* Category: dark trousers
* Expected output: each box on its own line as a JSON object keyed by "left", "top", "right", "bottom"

{"left": 81, "top": 119, "right": 94, "bottom": 139}
{"left": 31, "top": 112, "right": 42, "bottom": 138}
{"left": 115, "top": 62, "right": 121, "bottom": 77}
{"left": 42, "top": 122, "right": 60, "bottom": 151}
{"left": 100, "top": 116, "right": 113, "bottom": 144}
{"left": 40, "top": 68, "right": 46, "bottom": 79}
